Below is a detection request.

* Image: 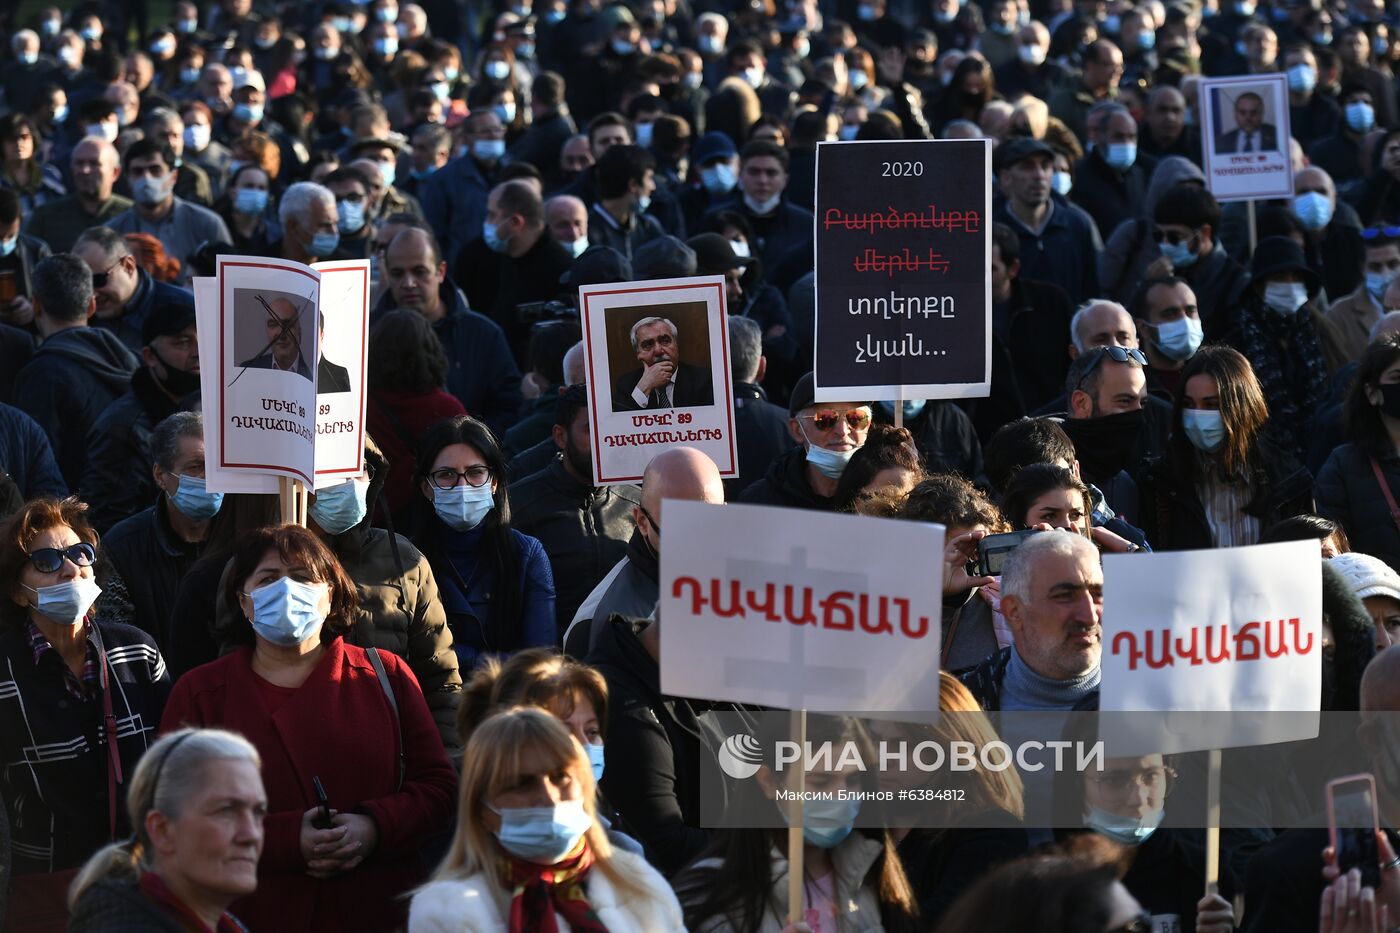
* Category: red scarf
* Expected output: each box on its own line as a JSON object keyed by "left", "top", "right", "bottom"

{"left": 137, "top": 872, "right": 248, "bottom": 933}
{"left": 502, "top": 841, "right": 610, "bottom": 933}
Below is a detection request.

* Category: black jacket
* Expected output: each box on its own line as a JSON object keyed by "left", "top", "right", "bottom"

{"left": 103, "top": 497, "right": 207, "bottom": 656}
{"left": 508, "top": 111, "right": 578, "bottom": 184}
{"left": 727, "top": 382, "right": 796, "bottom": 499}
{"left": 737, "top": 444, "right": 833, "bottom": 511}
{"left": 454, "top": 231, "right": 574, "bottom": 361}
{"left": 967, "top": 277, "right": 1076, "bottom": 440}
{"left": 1316, "top": 443, "right": 1400, "bottom": 572}
{"left": 994, "top": 196, "right": 1101, "bottom": 307}
{"left": 1071, "top": 149, "right": 1153, "bottom": 241}
{"left": 898, "top": 813, "right": 1028, "bottom": 927}
{"left": 510, "top": 456, "right": 641, "bottom": 638}
{"left": 92, "top": 269, "right": 196, "bottom": 355}
{"left": 873, "top": 400, "right": 983, "bottom": 480}
{"left": 80, "top": 367, "right": 188, "bottom": 533}
{"left": 611, "top": 361, "right": 714, "bottom": 411}
{"left": 1242, "top": 826, "right": 1400, "bottom": 933}
{"left": 701, "top": 199, "right": 814, "bottom": 273}
{"left": 69, "top": 877, "right": 250, "bottom": 932}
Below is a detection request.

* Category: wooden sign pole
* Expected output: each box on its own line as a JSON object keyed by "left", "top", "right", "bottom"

{"left": 787, "top": 708, "right": 807, "bottom": 925}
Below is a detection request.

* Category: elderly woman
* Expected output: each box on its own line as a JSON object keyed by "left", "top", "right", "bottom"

{"left": 67, "top": 728, "right": 266, "bottom": 931}
{"left": 0, "top": 113, "right": 65, "bottom": 214}
{"left": 0, "top": 497, "right": 170, "bottom": 932}
{"left": 410, "top": 707, "right": 683, "bottom": 931}
{"left": 160, "top": 523, "right": 457, "bottom": 933}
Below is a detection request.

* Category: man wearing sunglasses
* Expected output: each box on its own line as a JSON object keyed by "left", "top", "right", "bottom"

{"left": 612, "top": 314, "right": 715, "bottom": 411}
{"left": 739, "top": 372, "right": 872, "bottom": 511}
{"left": 73, "top": 225, "right": 196, "bottom": 356}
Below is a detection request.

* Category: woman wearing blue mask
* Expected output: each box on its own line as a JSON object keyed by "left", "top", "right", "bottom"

{"left": 218, "top": 164, "right": 276, "bottom": 255}
{"left": 410, "top": 706, "right": 683, "bottom": 931}
{"left": 0, "top": 497, "right": 171, "bottom": 931}
{"left": 414, "top": 415, "right": 555, "bottom": 670}
{"left": 162, "top": 523, "right": 457, "bottom": 933}
{"left": 1138, "top": 345, "right": 1313, "bottom": 550}
{"left": 673, "top": 715, "right": 920, "bottom": 932}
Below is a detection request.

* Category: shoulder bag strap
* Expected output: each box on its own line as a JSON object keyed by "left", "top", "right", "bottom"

{"left": 92, "top": 626, "right": 124, "bottom": 840}
{"left": 1371, "top": 456, "right": 1400, "bottom": 533}
{"left": 366, "top": 647, "right": 405, "bottom": 790}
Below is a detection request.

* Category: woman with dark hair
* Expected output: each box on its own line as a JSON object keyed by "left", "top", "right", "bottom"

{"left": 217, "top": 163, "right": 276, "bottom": 255}
{"left": 1318, "top": 336, "right": 1400, "bottom": 571}
{"left": 367, "top": 310, "right": 466, "bottom": 519}
{"left": 1138, "top": 345, "right": 1313, "bottom": 550}
{"left": 1348, "top": 128, "right": 1400, "bottom": 225}
{"left": 160, "top": 524, "right": 456, "bottom": 933}
{"left": 0, "top": 112, "right": 65, "bottom": 213}
{"left": 1000, "top": 463, "right": 1093, "bottom": 535}
{"left": 1260, "top": 513, "right": 1352, "bottom": 557}
{"left": 833, "top": 424, "right": 925, "bottom": 511}
{"left": 413, "top": 414, "right": 555, "bottom": 669}
{"left": 929, "top": 57, "right": 997, "bottom": 134}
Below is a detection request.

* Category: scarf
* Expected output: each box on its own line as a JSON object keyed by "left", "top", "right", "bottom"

{"left": 503, "top": 842, "right": 609, "bottom": 933}
{"left": 138, "top": 871, "right": 248, "bottom": 933}
{"left": 1231, "top": 296, "right": 1330, "bottom": 462}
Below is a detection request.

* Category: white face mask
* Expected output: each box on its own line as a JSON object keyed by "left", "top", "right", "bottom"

{"left": 742, "top": 191, "right": 781, "bottom": 215}
{"left": 1263, "top": 280, "right": 1308, "bottom": 315}
{"left": 25, "top": 577, "right": 104, "bottom": 626}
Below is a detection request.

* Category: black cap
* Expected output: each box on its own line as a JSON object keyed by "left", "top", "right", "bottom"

{"left": 142, "top": 298, "right": 196, "bottom": 347}
{"left": 688, "top": 233, "right": 750, "bottom": 274}
{"left": 993, "top": 137, "right": 1054, "bottom": 172}
{"left": 788, "top": 371, "right": 817, "bottom": 418}
{"left": 560, "top": 246, "right": 633, "bottom": 287}
{"left": 1250, "top": 235, "right": 1321, "bottom": 296}
{"left": 633, "top": 236, "right": 697, "bottom": 279}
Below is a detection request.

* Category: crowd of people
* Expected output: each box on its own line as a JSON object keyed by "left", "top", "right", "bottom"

{"left": 6, "top": 0, "right": 1400, "bottom": 928}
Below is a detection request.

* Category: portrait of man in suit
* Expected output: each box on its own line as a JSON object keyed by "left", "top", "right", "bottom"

{"left": 315, "top": 311, "right": 352, "bottom": 393}
{"left": 1216, "top": 91, "right": 1279, "bottom": 154}
{"left": 239, "top": 295, "right": 312, "bottom": 381}
{"left": 611, "top": 314, "right": 714, "bottom": 411}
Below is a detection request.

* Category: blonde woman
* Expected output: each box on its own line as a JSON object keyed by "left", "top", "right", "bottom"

{"left": 410, "top": 707, "right": 683, "bottom": 932}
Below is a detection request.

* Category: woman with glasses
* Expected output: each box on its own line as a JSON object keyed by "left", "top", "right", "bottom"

{"left": 0, "top": 497, "right": 171, "bottom": 931}
{"left": 413, "top": 414, "right": 555, "bottom": 669}
{"left": 1138, "top": 345, "right": 1313, "bottom": 550}
{"left": 160, "top": 523, "right": 456, "bottom": 933}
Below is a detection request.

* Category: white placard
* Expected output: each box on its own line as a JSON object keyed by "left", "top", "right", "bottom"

{"left": 1200, "top": 73, "right": 1295, "bottom": 203}
{"left": 579, "top": 275, "right": 738, "bottom": 485}
{"left": 309, "top": 259, "right": 370, "bottom": 486}
{"left": 659, "top": 501, "right": 944, "bottom": 717}
{"left": 1100, "top": 540, "right": 1322, "bottom": 753}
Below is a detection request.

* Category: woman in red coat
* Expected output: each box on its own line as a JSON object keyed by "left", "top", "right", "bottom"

{"left": 160, "top": 523, "right": 457, "bottom": 933}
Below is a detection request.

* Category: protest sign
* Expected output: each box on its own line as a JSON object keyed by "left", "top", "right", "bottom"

{"left": 579, "top": 275, "right": 737, "bottom": 485}
{"left": 812, "top": 138, "right": 991, "bottom": 403}
{"left": 1100, "top": 540, "right": 1322, "bottom": 753}
{"left": 659, "top": 501, "right": 944, "bottom": 716}
{"left": 1200, "top": 73, "right": 1294, "bottom": 202}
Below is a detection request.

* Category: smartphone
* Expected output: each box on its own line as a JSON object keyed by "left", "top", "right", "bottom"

{"left": 1327, "top": 773, "right": 1381, "bottom": 888}
{"left": 977, "top": 529, "right": 1042, "bottom": 577}
{"left": 312, "top": 775, "right": 333, "bottom": 830}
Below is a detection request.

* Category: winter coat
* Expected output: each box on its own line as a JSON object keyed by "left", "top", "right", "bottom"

{"left": 160, "top": 640, "right": 458, "bottom": 933}
{"left": 994, "top": 195, "right": 1101, "bottom": 307}
{"left": 408, "top": 848, "right": 685, "bottom": 932}
{"left": 873, "top": 400, "right": 983, "bottom": 480}
{"left": 1098, "top": 156, "right": 1205, "bottom": 304}
{"left": 1316, "top": 443, "right": 1400, "bottom": 572}
{"left": 565, "top": 530, "right": 660, "bottom": 659}
{"left": 69, "top": 877, "right": 250, "bottom": 932}
{"left": 728, "top": 382, "right": 797, "bottom": 499}
{"left": 700, "top": 199, "right": 814, "bottom": 272}
{"left": 104, "top": 496, "right": 207, "bottom": 655}
{"left": 510, "top": 456, "right": 640, "bottom": 638}
{"left": 737, "top": 445, "right": 833, "bottom": 511}
{"left": 421, "top": 152, "right": 495, "bottom": 263}
{"left": 897, "top": 813, "right": 1028, "bottom": 927}
{"left": 366, "top": 387, "right": 465, "bottom": 520}
{"left": 91, "top": 269, "right": 195, "bottom": 355}
{"left": 0, "top": 401, "right": 66, "bottom": 498}
{"left": 1071, "top": 147, "right": 1153, "bottom": 242}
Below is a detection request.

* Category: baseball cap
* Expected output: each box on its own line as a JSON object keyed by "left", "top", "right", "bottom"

{"left": 560, "top": 246, "right": 633, "bottom": 287}
{"left": 688, "top": 233, "right": 749, "bottom": 273}
{"left": 142, "top": 299, "right": 197, "bottom": 347}
{"left": 993, "top": 137, "right": 1054, "bottom": 173}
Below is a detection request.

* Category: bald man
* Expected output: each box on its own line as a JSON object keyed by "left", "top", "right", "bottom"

{"left": 564, "top": 447, "right": 725, "bottom": 657}
{"left": 28, "top": 138, "right": 133, "bottom": 253}
{"left": 239, "top": 296, "right": 312, "bottom": 379}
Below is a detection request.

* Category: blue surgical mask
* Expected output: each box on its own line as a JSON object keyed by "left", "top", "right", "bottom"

{"left": 254, "top": 35, "right": 277, "bottom": 49}
{"left": 1103, "top": 13, "right": 1121, "bottom": 33}
{"left": 233, "top": 103, "right": 264, "bottom": 125}
{"left": 636, "top": 192, "right": 652, "bottom": 213}
{"left": 1182, "top": 408, "right": 1226, "bottom": 452}
{"left": 1084, "top": 804, "right": 1162, "bottom": 846}
{"left": 857, "top": 3, "right": 877, "bottom": 20}
{"left": 567, "top": 236, "right": 589, "bottom": 257}
{"left": 150, "top": 38, "right": 176, "bottom": 56}
{"left": 52, "top": 105, "right": 69, "bottom": 125}
{"left": 337, "top": 200, "right": 367, "bottom": 233}
{"left": 743, "top": 65, "right": 764, "bottom": 88}
{"left": 234, "top": 187, "right": 269, "bottom": 215}
{"left": 181, "top": 66, "right": 201, "bottom": 84}
{"left": 1153, "top": 316, "right": 1203, "bottom": 361}
{"left": 483, "top": 219, "right": 508, "bottom": 252}
{"left": 850, "top": 70, "right": 869, "bottom": 90}
{"left": 434, "top": 483, "right": 495, "bottom": 531}
{"left": 1292, "top": 191, "right": 1333, "bottom": 231}
{"left": 309, "top": 230, "right": 341, "bottom": 256}
{"left": 245, "top": 577, "right": 329, "bottom": 646}
{"left": 1263, "top": 281, "right": 1308, "bottom": 315}
{"left": 473, "top": 138, "right": 506, "bottom": 162}
{"left": 1287, "top": 63, "right": 1317, "bottom": 93}
{"left": 635, "top": 121, "right": 654, "bottom": 148}
{"left": 1052, "top": 170, "right": 1073, "bottom": 195}
{"left": 697, "top": 34, "right": 723, "bottom": 55}
{"left": 378, "top": 161, "right": 396, "bottom": 187}
{"left": 332, "top": 16, "right": 353, "bottom": 32}
{"left": 18, "top": 51, "right": 39, "bottom": 66}
{"left": 1367, "top": 269, "right": 1399, "bottom": 299}
{"left": 991, "top": 20, "right": 1015, "bottom": 34}
{"left": 782, "top": 794, "right": 860, "bottom": 849}
{"left": 1104, "top": 142, "right": 1137, "bottom": 170}
{"left": 1138, "top": 30, "right": 1155, "bottom": 50}
{"left": 612, "top": 38, "right": 637, "bottom": 55}
{"left": 373, "top": 36, "right": 399, "bottom": 56}
{"left": 493, "top": 102, "right": 517, "bottom": 124}
{"left": 801, "top": 425, "right": 856, "bottom": 480}
{"left": 491, "top": 800, "right": 593, "bottom": 863}
{"left": 838, "top": 123, "right": 860, "bottom": 141}
{"left": 1347, "top": 101, "right": 1376, "bottom": 133}
{"left": 310, "top": 478, "right": 369, "bottom": 534}
{"left": 1234, "top": 0, "right": 1255, "bottom": 13}
{"left": 377, "top": 6, "right": 398, "bottom": 21}
{"left": 24, "top": 577, "right": 103, "bottom": 627}
{"left": 0, "top": 237, "right": 16, "bottom": 259}
{"left": 586, "top": 742, "right": 605, "bottom": 781}
{"left": 80, "top": 25, "right": 102, "bottom": 41}
{"left": 545, "top": 8, "right": 566, "bottom": 23}
{"left": 132, "top": 175, "right": 171, "bottom": 206}
{"left": 168, "top": 474, "right": 224, "bottom": 521}
{"left": 700, "top": 163, "right": 737, "bottom": 193}
{"left": 175, "top": 18, "right": 198, "bottom": 34}
{"left": 431, "top": 81, "right": 451, "bottom": 103}
{"left": 518, "top": 42, "right": 536, "bottom": 58}
{"left": 1159, "top": 236, "right": 1197, "bottom": 268}
{"left": 411, "top": 165, "right": 438, "bottom": 181}
{"left": 877, "top": 399, "right": 927, "bottom": 420}
{"left": 485, "top": 59, "right": 511, "bottom": 81}
{"left": 315, "top": 45, "right": 338, "bottom": 60}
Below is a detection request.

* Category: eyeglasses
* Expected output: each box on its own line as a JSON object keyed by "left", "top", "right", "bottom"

{"left": 1074, "top": 345, "right": 1147, "bottom": 392}
{"left": 428, "top": 466, "right": 492, "bottom": 489}
{"left": 1088, "top": 764, "right": 1177, "bottom": 801}
{"left": 26, "top": 542, "right": 97, "bottom": 574}
{"left": 1151, "top": 227, "right": 1197, "bottom": 246}
{"left": 801, "top": 408, "right": 873, "bottom": 432}
{"left": 1106, "top": 912, "right": 1153, "bottom": 933}
{"left": 1362, "top": 225, "right": 1400, "bottom": 240}
{"left": 91, "top": 260, "right": 124, "bottom": 289}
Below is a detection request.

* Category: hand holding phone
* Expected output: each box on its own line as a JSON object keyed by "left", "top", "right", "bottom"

{"left": 1328, "top": 774, "right": 1382, "bottom": 889}
{"left": 313, "top": 775, "right": 333, "bottom": 830}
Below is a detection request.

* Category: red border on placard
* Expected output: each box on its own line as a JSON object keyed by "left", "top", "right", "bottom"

{"left": 310, "top": 263, "right": 370, "bottom": 478}
{"left": 583, "top": 280, "right": 738, "bottom": 484}
{"left": 218, "top": 260, "right": 319, "bottom": 486}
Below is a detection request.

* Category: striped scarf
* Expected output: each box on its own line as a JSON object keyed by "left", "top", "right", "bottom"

{"left": 503, "top": 841, "right": 609, "bottom": 933}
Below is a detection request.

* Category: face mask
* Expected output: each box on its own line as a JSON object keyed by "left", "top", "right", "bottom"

{"left": 181, "top": 66, "right": 202, "bottom": 84}
{"left": 1263, "top": 281, "right": 1308, "bottom": 315}
{"left": 309, "top": 230, "right": 341, "bottom": 256}
{"left": 800, "top": 424, "right": 857, "bottom": 479}
{"left": 729, "top": 238, "right": 751, "bottom": 258}
{"left": 24, "top": 576, "right": 103, "bottom": 626}
{"left": 18, "top": 51, "right": 39, "bottom": 66}
{"left": 795, "top": 38, "right": 811, "bottom": 58}
{"left": 743, "top": 191, "right": 781, "bottom": 215}
{"left": 1138, "top": 30, "right": 1155, "bottom": 50}
{"left": 697, "top": 34, "right": 723, "bottom": 54}
{"left": 493, "top": 102, "right": 517, "bottom": 124}
{"left": 51, "top": 106, "right": 69, "bottom": 125}
{"left": 934, "top": 8, "right": 957, "bottom": 23}
{"left": 485, "top": 59, "right": 511, "bottom": 81}
{"left": 377, "top": 6, "right": 398, "bottom": 21}
{"left": 492, "top": 800, "right": 593, "bottom": 863}
{"left": 233, "top": 103, "right": 264, "bottom": 125}
{"left": 1182, "top": 407, "right": 1226, "bottom": 451}
{"left": 429, "top": 80, "right": 451, "bottom": 103}
{"left": 1313, "top": 30, "right": 1333, "bottom": 45}
{"left": 246, "top": 577, "right": 329, "bottom": 646}
{"left": 315, "top": 45, "right": 338, "bottom": 60}
{"left": 1234, "top": 0, "right": 1255, "bottom": 13}
{"left": 234, "top": 187, "right": 269, "bottom": 215}
{"left": 850, "top": 69, "right": 869, "bottom": 90}
{"left": 40, "top": 20, "right": 60, "bottom": 38}
{"left": 176, "top": 18, "right": 198, "bottom": 33}
{"left": 636, "top": 192, "right": 652, "bottom": 213}
{"left": 310, "top": 478, "right": 369, "bottom": 534}
{"left": 1060, "top": 408, "right": 1145, "bottom": 482}
{"left": 517, "top": 42, "right": 536, "bottom": 58}
{"left": 1102, "top": 13, "right": 1121, "bottom": 33}
{"left": 838, "top": 123, "right": 860, "bottom": 141}
{"left": 0, "top": 237, "right": 15, "bottom": 259}
{"left": 1235, "top": 38, "right": 1248, "bottom": 57}
{"left": 1287, "top": 63, "right": 1317, "bottom": 93}
{"left": 545, "top": 8, "right": 567, "bottom": 22}
{"left": 566, "top": 236, "right": 589, "bottom": 257}
{"left": 92, "top": 122, "right": 119, "bottom": 143}
{"left": 700, "top": 162, "right": 737, "bottom": 193}
{"left": 445, "top": 66, "right": 460, "bottom": 82}
{"left": 1104, "top": 142, "right": 1137, "bottom": 170}
{"left": 635, "top": 121, "right": 654, "bottom": 148}
{"left": 434, "top": 483, "right": 495, "bottom": 531}
{"left": 743, "top": 65, "right": 765, "bottom": 88}
{"left": 374, "top": 36, "right": 399, "bottom": 56}
{"left": 332, "top": 16, "right": 353, "bottom": 32}
{"left": 483, "top": 219, "right": 510, "bottom": 252}
{"left": 168, "top": 474, "right": 224, "bottom": 521}
{"left": 1152, "top": 315, "right": 1203, "bottom": 361}
{"left": 1084, "top": 804, "right": 1162, "bottom": 846}
{"left": 1367, "top": 268, "right": 1399, "bottom": 299}
{"left": 229, "top": 67, "right": 248, "bottom": 88}
{"left": 153, "top": 345, "right": 201, "bottom": 396}
{"left": 337, "top": 200, "right": 367, "bottom": 233}
{"left": 1347, "top": 101, "right": 1376, "bottom": 133}
{"left": 1018, "top": 43, "right": 1047, "bottom": 65}
{"left": 612, "top": 38, "right": 637, "bottom": 55}
{"left": 183, "top": 124, "right": 210, "bottom": 152}
{"left": 473, "top": 138, "right": 506, "bottom": 162}
{"left": 254, "top": 35, "right": 277, "bottom": 49}
{"left": 684, "top": 71, "right": 704, "bottom": 89}
{"left": 1052, "top": 170, "right": 1073, "bottom": 195}
{"left": 991, "top": 21, "right": 1016, "bottom": 34}
{"left": 782, "top": 794, "right": 859, "bottom": 848}
{"left": 1159, "top": 236, "right": 1197, "bottom": 268}
{"left": 151, "top": 38, "right": 176, "bottom": 57}
{"left": 857, "top": 2, "right": 878, "bottom": 19}
{"left": 877, "top": 399, "right": 927, "bottom": 420}
{"left": 59, "top": 46, "right": 80, "bottom": 67}
{"left": 1290, "top": 190, "right": 1333, "bottom": 232}
{"left": 586, "top": 742, "right": 605, "bottom": 781}
{"left": 132, "top": 175, "right": 170, "bottom": 206}
{"left": 378, "top": 160, "right": 397, "bottom": 187}
{"left": 80, "top": 26, "right": 102, "bottom": 41}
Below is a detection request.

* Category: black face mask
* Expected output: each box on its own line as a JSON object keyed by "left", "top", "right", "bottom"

{"left": 1059, "top": 408, "right": 1145, "bottom": 483}
{"left": 153, "top": 348, "right": 201, "bottom": 399}
{"left": 1380, "top": 383, "right": 1400, "bottom": 419}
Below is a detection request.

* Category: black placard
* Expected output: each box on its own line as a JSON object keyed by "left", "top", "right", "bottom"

{"left": 813, "top": 139, "right": 991, "bottom": 401}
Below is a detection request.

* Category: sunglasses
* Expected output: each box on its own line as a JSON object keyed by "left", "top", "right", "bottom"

{"left": 1151, "top": 228, "right": 1196, "bottom": 246}
{"left": 803, "top": 408, "right": 873, "bottom": 432}
{"left": 91, "top": 260, "right": 124, "bottom": 289}
{"left": 1362, "top": 225, "right": 1400, "bottom": 240}
{"left": 1106, "top": 912, "right": 1153, "bottom": 933}
{"left": 26, "top": 542, "right": 97, "bottom": 574}
{"left": 1074, "top": 345, "right": 1147, "bottom": 391}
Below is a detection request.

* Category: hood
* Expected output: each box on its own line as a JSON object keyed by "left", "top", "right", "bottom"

{"left": 1322, "top": 558, "right": 1375, "bottom": 712}
{"left": 36, "top": 327, "right": 139, "bottom": 395}
{"left": 1144, "top": 156, "right": 1206, "bottom": 219}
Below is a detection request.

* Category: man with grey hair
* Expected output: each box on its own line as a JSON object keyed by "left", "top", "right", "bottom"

{"left": 4, "top": 30, "right": 52, "bottom": 116}
{"left": 1069, "top": 299, "right": 1137, "bottom": 357}
{"left": 104, "top": 411, "right": 219, "bottom": 651}
{"left": 726, "top": 314, "right": 794, "bottom": 498}
{"left": 279, "top": 181, "right": 341, "bottom": 264}
{"left": 1073, "top": 102, "right": 1150, "bottom": 241}
{"left": 143, "top": 107, "right": 214, "bottom": 207}
{"left": 15, "top": 254, "right": 139, "bottom": 487}
{"left": 612, "top": 315, "right": 715, "bottom": 410}
{"left": 74, "top": 225, "right": 196, "bottom": 354}
{"left": 27, "top": 137, "right": 132, "bottom": 254}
